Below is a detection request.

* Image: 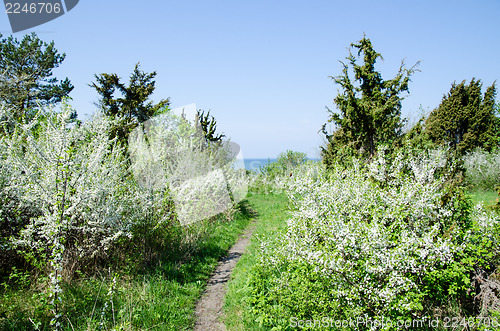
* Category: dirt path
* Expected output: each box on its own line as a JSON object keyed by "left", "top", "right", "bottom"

{"left": 194, "top": 222, "right": 256, "bottom": 330}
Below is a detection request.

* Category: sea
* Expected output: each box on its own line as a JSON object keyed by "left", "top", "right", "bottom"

{"left": 243, "top": 158, "right": 277, "bottom": 172}
{"left": 243, "top": 158, "right": 320, "bottom": 172}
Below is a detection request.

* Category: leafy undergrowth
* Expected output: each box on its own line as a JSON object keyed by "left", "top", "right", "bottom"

{"left": 469, "top": 188, "right": 499, "bottom": 211}
{"left": 228, "top": 152, "right": 500, "bottom": 331}
{"left": 224, "top": 192, "right": 289, "bottom": 330}
{"left": 0, "top": 201, "right": 254, "bottom": 330}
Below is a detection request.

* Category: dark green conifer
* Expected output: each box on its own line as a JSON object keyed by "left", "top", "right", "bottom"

{"left": 90, "top": 63, "right": 169, "bottom": 144}
{"left": 322, "top": 36, "right": 418, "bottom": 167}
{"left": 425, "top": 79, "right": 498, "bottom": 154}
{"left": 0, "top": 33, "right": 73, "bottom": 123}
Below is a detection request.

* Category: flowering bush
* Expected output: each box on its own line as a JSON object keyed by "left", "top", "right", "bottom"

{"left": 128, "top": 110, "right": 247, "bottom": 225}
{"left": 2, "top": 104, "right": 138, "bottom": 271}
{"left": 248, "top": 148, "right": 500, "bottom": 329}
{"left": 248, "top": 150, "right": 308, "bottom": 194}
{"left": 463, "top": 148, "right": 500, "bottom": 190}
{"left": 1, "top": 101, "right": 247, "bottom": 328}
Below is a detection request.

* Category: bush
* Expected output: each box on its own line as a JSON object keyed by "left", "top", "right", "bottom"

{"left": 128, "top": 111, "right": 247, "bottom": 225}
{"left": 425, "top": 79, "right": 498, "bottom": 155}
{"left": 248, "top": 150, "right": 307, "bottom": 194}
{"left": 248, "top": 149, "right": 500, "bottom": 330}
{"left": 463, "top": 148, "right": 500, "bottom": 190}
{"left": 1, "top": 102, "right": 248, "bottom": 327}
{"left": 1, "top": 105, "right": 141, "bottom": 275}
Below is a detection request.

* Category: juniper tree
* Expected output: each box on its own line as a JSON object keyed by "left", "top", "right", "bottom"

{"left": 90, "top": 63, "right": 169, "bottom": 144}
{"left": 425, "top": 79, "right": 498, "bottom": 155}
{"left": 321, "top": 36, "right": 418, "bottom": 167}
{"left": 195, "top": 109, "right": 225, "bottom": 147}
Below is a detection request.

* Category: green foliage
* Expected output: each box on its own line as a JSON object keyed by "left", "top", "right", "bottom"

{"left": 196, "top": 109, "right": 225, "bottom": 145}
{"left": 224, "top": 193, "right": 289, "bottom": 330}
{"left": 494, "top": 184, "right": 500, "bottom": 211}
{"left": 0, "top": 200, "right": 254, "bottom": 330}
{"left": 425, "top": 79, "right": 498, "bottom": 155}
{"left": 275, "top": 150, "right": 308, "bottom": 172}
{"left": 321, "top": 36, "right": 418, "bottom": 167}
{"left": 246, "top": 154, "right": 500, "bottom": 330}
{"left": 402, "top": 113, "right": 436, "bottom": 152}
{"left": 90, "top": 63, "right": 169, "bottom": 144}
{"left": 261, "top": 150, "right": 307, "bottom": 178}
{"left": 496, "top": 102, "right": 500, "bottom": 136}
{"left": 249, "top": 258, "right": 342, "bottom": 328}
{"left": 248, "top": 150, "right": 308, "bottom": 194}
{"left": 0, "top": 33, "right": 73, "bottom": 124}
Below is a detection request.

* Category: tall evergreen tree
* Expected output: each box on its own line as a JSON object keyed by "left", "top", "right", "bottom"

{"left": 195, "top": 109, "right": 225, "bottom": 146}
{"left": 321, "top": 36, "right": 418, "bottom": 166}
{"left": 425, "top": 79, "right": 498, "bottom": 154}
{"left": 90, "top": 63, "right": 169, "bottom": 144}
{"left": 0, "top": 33, "right": 73, "bottom": 122}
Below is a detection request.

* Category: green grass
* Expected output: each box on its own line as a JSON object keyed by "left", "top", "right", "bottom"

{"left": 223, "top": 192, "right": 290, "bottom": 331}
{"left": 469, "top": 188, "right": 498, "bottom": 209}
{"left": 0, "top": 202, "right": 255, "bottom": 330}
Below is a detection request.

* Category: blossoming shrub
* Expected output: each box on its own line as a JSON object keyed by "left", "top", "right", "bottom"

{"left": 128, "top": 110, "right": 247, "bottom": 227}
{"left": 248, "top": 149, "right": 500, "bottom": 329}
{"left": 463, "top": 149, "right": 500, "bottom": 190}
{"left": 1, "top": 103, "right": 248, "bottom": 327}
{"left": 248, "top": 150, "right": 307, "bottom": 194}
{"left": 0, "top": 127, "right": 40, "bottom": 277}
{"left": 1, "top": 103, "right": 248, "bottom": 273}
{"left": 1, "top": 105, "right": 142, "bottom": 275}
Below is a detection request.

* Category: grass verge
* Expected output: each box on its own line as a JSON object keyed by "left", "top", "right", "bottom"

{"left": 469, "top": 188, "right": 498, "bottom": 210}
{"left": 223, "top": 192, "right": 289, "bottom": 331}
{"left": 0, "top": 202, "right": 254, "bottom": 330}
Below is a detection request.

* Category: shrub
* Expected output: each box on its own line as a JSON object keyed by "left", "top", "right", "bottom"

{"left": 248, "top": 150, "right": 307, "bottom": 194}
{"left": 2, "top": 104, "right": 137, "bottom": 274}
{"left": 425, "top": 79, "right": 498, "bottom": 155}
{"left": 463, "top": 148, "right": 500, "bottom": 190}
{"left": 248, "top": 149, "right": 500, "bottom": 330}
{"left": 128, "top": 110, "right": 247, "bottom": 225}
{"left": 321, "top": 36, "right": 416, "bottom": 165}
{"left": 0, "top": 101, "right": 247, "bottom": 328}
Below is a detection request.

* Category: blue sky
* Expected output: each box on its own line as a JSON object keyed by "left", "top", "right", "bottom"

{"left": 1, "top": 0, "right": 499, "bottom": 158}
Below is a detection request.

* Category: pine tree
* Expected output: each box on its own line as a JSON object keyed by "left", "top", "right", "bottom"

{"left": 0, "top": 33, "right": 73, "bottom": 123}
{"left": 321, "top": 36, "right": 418, "bottom": 167}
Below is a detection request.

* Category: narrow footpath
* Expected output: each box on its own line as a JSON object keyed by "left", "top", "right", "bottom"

{"left": 193, "top": 222, "right": 256, "bottom": 330}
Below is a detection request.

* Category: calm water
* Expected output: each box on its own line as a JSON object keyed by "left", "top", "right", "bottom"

{"left": 243, "top": 158, "right": 320, "bottom": 172}
{"left": 243, "top": 158, "right": 277, "bottom": 172}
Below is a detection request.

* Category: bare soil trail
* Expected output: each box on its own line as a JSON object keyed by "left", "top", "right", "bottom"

{"left": 193, "top": 221, "right": 256, "bottom": 330}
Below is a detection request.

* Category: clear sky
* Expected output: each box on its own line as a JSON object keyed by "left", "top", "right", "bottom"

{"left": 1, "top": 0, "right": 499, "bottom": 158}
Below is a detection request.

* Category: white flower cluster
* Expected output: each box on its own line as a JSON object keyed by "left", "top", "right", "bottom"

{"left": 463, "top": 148, "right": 500, "bottom": 190}
{"left": 1, "top": 104, "right": 139, "bottom": 265}
{"left": 1, "top": 103, "right": 248, "bottom": 263}
{"left": 128, "top": 110, "right": 248, "bottom": 225}
{"left": 258, "top": 149, "right": 498, "bottom": 319}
